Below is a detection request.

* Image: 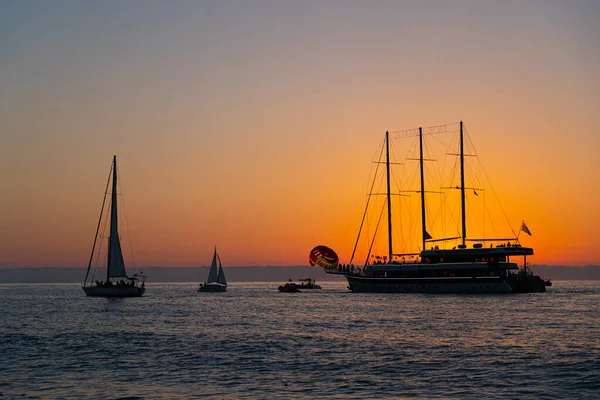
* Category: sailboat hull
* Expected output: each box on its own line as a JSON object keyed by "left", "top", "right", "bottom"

{"left": 198, "top": 284, "right": 227, "bottom": 292}
{"left": 83, "top": 286, "right": 145, "bottom": 297}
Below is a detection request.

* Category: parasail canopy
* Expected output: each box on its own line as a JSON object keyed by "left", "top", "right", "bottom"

{"left": 309, "top": 245, "right": 339, "bottom": 270}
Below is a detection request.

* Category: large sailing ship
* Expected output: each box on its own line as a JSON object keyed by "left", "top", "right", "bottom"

{"left": 328, "top": 122, "right": 549, "bottom": 293}
{"left": 82, "top": 156, "right": 146, "bottom": 297}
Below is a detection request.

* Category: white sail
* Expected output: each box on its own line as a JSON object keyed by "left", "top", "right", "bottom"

{"left": 216, "top": 253, "right": 227, "bottom": 285}
{"left": 108, "top": 232, "right": 126, "bottom": 278}
{"left": 108, "top": 156, "right": 127, "bottom": 278}
{"left": 207, "top": 248, "right": 219, "bottom": 283}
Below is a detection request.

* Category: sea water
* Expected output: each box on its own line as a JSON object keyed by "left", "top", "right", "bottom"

{"left": 1, "top": 281, "right": 599, "bottom": 399}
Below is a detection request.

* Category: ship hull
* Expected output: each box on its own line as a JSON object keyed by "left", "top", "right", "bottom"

{"left": 506, "top": 275, "right": 547, "bottom": 293}
{"left": 83, "top": 286, "right": 145, "bottom": 297}
{"left": 346, "top": 275, "right": 533, "bottom": 293}
{"left": 198, "top": 284, "right": 227, "bottom": 292}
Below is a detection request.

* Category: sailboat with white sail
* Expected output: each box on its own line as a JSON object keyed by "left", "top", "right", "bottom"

{"left": 198, "top": 247, "right": 227, "bottom": 292}
{"left": 82, "top": 156, "right": 146, "bottom": 297}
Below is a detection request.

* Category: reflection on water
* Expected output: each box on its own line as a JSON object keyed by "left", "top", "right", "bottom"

{"left": 1, "top": 281, "right": 599, "bottom": 399}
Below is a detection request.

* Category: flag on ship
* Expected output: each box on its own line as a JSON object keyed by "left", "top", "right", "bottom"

{"left": 521, "top": 221, "right": 532, "bottom": 236}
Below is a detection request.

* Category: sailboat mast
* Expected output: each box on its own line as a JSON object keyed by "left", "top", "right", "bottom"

{"left": 385, "top": 131, "right": 393, "bottom": 262}
{"left": 419, "top": 127, "right": 426, "bottom": 251}
{"left": 107, "top": 155, "right": 118, "bottom": 282}
{"left": 460, "top": 121, "right": 466, "bottom": 246}
{"left": 84, "top": 165, "right": 112, "bottom": 285}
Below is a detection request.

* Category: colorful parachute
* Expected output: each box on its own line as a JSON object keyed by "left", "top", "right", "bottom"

{"left": 309, "top": 245, "right": 339, "bottom": 271}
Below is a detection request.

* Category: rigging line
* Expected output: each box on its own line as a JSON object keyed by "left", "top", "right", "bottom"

{"left": 404, "top": 134, "right": 418, "bottom": 160}
{"left": 446, "top": 143, "right": 460, "bottom": 193}
{"left": 427, "top": 190, "right": 445, "bottom": 235}
{"left": 463, "top": 125, "right": 517, "bottom": 239}
{"left": 391, "top": 128, "right": 419, "bottom": 139}
{"left": 84, "top": 163, "right": 113, "bottom": 285}
{"left": 467, "top": 135, "right": 487, "bottom": 195}
{"left": 424, "top": 122, "right": 461, "bottom": 135}
{"left": 484, "top": 190, "right": 488, "bottom": 239}
{"left": 390, "top": 122, "right": 460, "bottom": 138}
{"left": 92, "top": 207, "right": 110, "bottom": 281}
{"left": 461, "top": 130, "right": 483, "bottom": 191}
{"left": 427, "top": 127, "right": 456, "bottom": 151}
{"left": 422, "top": 134, "right": 448, "bottom": 241}
{"left": 394, "top": 135, "right": 420, "bottom": 251}
{"left": 479, "top": 153, "right": 518, "bottom": 239}
{"left": 406, "top": 194, "right": 416, "bottom": 251}
{"left": 342, "top": 148, "right": 380, "bottom": 244}
{"left": 350, "top": 139, "right": 385, "bottom": 265}
{"left": 391, "top": 137, "right": 414, "bottom": 253}
{"left": 444, "top": 132, "right": 462, "bottom": 236}
{"left": 117, "top": 163, "right": 136, "bottom": 273}
{"left": 436, "top": 130, "right": 453, "bottom": 190}
{"left": 365, "top": 198, "right": 387, "bottom": 267}
{"left": 442, "top": 185, "right": 461, "bottom": 239}
{"left": 424, "top": 138, "right": 444, "bottom": 193}
{"left": 441, "top": 192, "right": 448, "bottom": 242}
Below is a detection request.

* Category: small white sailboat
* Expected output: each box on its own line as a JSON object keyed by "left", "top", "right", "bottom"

{"left": 82, "top": 156, "right": 146, "bottom": 297}
{"left": 198, "top": 247, "right": 227, "bottom": 292}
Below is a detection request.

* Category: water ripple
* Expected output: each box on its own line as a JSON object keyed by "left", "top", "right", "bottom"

{"left": 0, "top": 281, "right": 599, "bottom": 398}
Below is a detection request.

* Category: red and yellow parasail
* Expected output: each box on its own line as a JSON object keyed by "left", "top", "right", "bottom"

{"left": 309, "top": 245, "right": 339, "bottom": 271}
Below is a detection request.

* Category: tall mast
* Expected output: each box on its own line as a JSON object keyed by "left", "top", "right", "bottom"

{"left": 460, "top": 121, "right": 466, "bottom": 246}
{"left": 419, "top": 127, "right": 426, "bottom": 251}
{"left": 385, "top": 131, "right": 393, "bottom": 262}
{"left": 84, "top": 163, "right": 112, "bottom": 285}
{"left": 107, "top": 155, "right": 118, "bottom": 282}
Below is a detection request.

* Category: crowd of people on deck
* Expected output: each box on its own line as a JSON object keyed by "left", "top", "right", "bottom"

{"left": 332, "top": 257, "right": 421, "bottom": 275}
{"left": 94, "top": 279, "right": 137, "bottom": 288}
{"left": 335, "top": 264, "right": 363, "bottom": 275}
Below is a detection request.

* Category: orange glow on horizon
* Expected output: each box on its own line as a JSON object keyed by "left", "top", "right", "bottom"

{"left": 1, "top": 2, "right": 598, "bottom": 268}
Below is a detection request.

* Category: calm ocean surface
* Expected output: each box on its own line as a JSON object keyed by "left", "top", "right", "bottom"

{"left": 1, "top": 281, "right": 599, "bottom": 399}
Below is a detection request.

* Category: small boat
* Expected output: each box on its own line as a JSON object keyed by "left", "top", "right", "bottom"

{"left": 296, "top": 278, "right": 321, "bottom": 289}
{"left": 278, "top": 282, "right": 300, "bottom": 293}
{"left": 198, "top": 247, "right": 227, "bottom": 292}
{"left": 82, "top": 156, "right": 146, "bottom": 297}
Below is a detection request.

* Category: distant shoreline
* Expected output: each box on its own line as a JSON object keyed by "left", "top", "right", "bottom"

{"left": 0, "top": 265, "right": 599, "bottom": 283}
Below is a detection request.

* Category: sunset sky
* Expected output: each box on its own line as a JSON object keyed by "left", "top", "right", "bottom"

{"left": 1, "top": 0, "right": 599, "bottom": 269}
